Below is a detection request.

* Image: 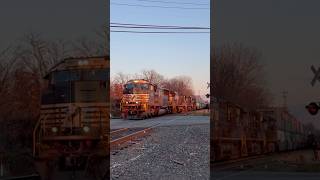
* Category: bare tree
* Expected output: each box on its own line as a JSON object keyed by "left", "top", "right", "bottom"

{"left": 94, "top": 25, "right": 109, "bottom": 56}
{"left": 0, "top": 47, "right": 16, "bottom": 93}
{"left": 72, "top": 27, "right": 108, "bottom": 57}
{"left": 17, "top": 33, "right": 70, "bottom": 78}
{"left": 0, "top": 46, "right": 41, "bottom": 151}
{"left": 111, "top": 70, "right": 195, "bottom": 96}
{"left": 112, "top": 72, "right": 131, "bottom": 85}
{"left": 140, "top": 69, "right": 165, "bottom": 86}
{"left": 110, "top": 72, "right": 131, "bottom": 102}
{"left": 0, "top": 47, "right": 19, "bottom": 121}
{"left": 212, "top": 43, "right": 272, "bottom": 109}
{"left": 163, "top": 76, "right": 194, "bottom": 96}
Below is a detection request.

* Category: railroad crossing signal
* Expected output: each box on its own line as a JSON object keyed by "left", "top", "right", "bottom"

{"left": 306, "top": 102, "right": 319, "bottom": 115}
{"left": 311, "top": 65, "right": 320, "bottom": 86}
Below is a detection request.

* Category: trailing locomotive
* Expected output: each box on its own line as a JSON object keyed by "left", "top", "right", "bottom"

{"left": 33, "top": 56, "right": 109, "bottom": 179}
{"left": 120, "top": 79, "right": 202, "bottom": 119}
{"left": 212, "top": 100, "right": 310, "bottom": 162}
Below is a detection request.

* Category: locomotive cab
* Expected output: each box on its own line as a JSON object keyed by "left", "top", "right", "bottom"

{"left": 121, "top": 79, "right": 163, "bottom": 119}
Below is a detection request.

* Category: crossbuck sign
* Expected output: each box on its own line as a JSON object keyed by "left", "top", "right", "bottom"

{"left": 311, "top": 65, "right": 320, "bottom": 86}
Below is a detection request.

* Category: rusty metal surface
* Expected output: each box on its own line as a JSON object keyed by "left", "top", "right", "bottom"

{"left": 111, "top": 128, "right": 129, "bottom": 135}
{"left": 212, "top": 100, "right": 310, "bottom": 162}
{"left": 110, "top": 127, "right": 152, "bottom": 149}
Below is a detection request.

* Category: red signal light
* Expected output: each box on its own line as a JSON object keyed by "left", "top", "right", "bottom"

{"left": 306, "top": 102, "right": 319, "bottom": 115}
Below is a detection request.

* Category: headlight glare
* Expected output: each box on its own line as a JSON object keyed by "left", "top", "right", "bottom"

{"left": 83, "top": 126, "right": 90, "bottom": 133}
{"left": 51, "top": 127, "right": 58, "bottom": 133}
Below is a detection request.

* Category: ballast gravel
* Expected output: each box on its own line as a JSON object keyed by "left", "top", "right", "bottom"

{"left": 111, "top": 124, "right": 209, "bottom": 180}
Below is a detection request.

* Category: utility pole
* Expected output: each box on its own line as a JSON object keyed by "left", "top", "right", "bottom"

{"left": 282, "top": 90, "right": 288, "bottom": 109}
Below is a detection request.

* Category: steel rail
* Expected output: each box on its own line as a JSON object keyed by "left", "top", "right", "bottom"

{"left": 110, "top": 127, "right": 153, "bottom": 149}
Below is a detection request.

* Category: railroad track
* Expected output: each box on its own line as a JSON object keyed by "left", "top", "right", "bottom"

{"left": 2, "top": 174, "right": 41, "bottom": 180}
{"left": 212, "top": 149, "right": 311, "bottom": 172}
{"left": 212, "top": 155, "right": 271, "bottom": 171}
{"left": 110, "top": 127, "right": 153, "bottom": 150}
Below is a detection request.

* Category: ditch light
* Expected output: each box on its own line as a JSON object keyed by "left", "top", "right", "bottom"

{"left": 306, "top": 102, "right": 319, "bottom": 115}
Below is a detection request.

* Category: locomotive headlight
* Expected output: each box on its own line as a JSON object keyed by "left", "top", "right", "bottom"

{"left": 83, "top": 126, "right": 90, "bottom": 133}
{"left": 78, "top": 60, "right": 88, "bottom": 66}
{"left": 136, "top": 101, "right": 139, "bottom": 104}
{"left": 51, "top": 127, "right": 58, "bottom": 133}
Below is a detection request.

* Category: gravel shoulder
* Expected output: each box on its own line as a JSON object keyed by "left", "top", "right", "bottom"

{"left": 111, "top": 124, "right": 209, "bottom": 180}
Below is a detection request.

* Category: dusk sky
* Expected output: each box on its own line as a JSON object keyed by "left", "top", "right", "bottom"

{"left": 215, "top": 0, "right": 320, "bottom": 128}
{"left": 110, "top": 0, "right": 210, "bottom": 98}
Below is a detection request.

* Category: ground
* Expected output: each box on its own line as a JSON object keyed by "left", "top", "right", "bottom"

{"left": 110, "top": 114, "right": 210, "bottom": 180}
{"left": 211, "top": 150, "right": 320, "bottom": 180}
{"left": 111, "top": 113, "right": 209, "bottom": 130}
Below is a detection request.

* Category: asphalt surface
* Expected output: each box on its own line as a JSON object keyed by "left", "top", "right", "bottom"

{"left": 211, "top": 150, "right": 320, "bottom": 180}
{"left": 111, "top": 115, "right": 210, "bottom": 180}
{"left": 111, "top": 114, "right": 209, "bottom": 130}
{"left": 211, "top": 171, "right": 320, "bottom": 180}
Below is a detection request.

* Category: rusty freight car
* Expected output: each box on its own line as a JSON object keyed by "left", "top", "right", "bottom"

{"left": 212, "top": 101, "right": 265, "bottom": 161}
{"left": 212, "top": 101, "right": 310, "bottom": 162}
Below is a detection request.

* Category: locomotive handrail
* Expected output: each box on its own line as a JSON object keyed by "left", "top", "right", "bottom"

{"left": 33, "top": 114, "right": 48, "bottom": 157}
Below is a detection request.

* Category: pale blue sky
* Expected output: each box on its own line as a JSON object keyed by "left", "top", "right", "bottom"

{"left": 110, "top": 0, "right": 210, "bottom": 97}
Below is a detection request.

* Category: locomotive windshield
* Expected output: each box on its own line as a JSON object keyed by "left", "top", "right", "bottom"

{"left": 51, "top": 69, "right": 108, "bottom": 83}
{"left": 42, "top": 68, "right": 108, "bottom": 104}
{"left": 123, "top": 83, "right": 149, "bottom": 94}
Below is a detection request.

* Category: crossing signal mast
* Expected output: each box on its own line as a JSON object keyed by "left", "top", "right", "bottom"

{"left": 282, "top": 91, "right": 288, "bottom": 109}
{"left": 306, "top": 65, "right": 320, "bottom": 115}
{"left": 206, "top": 82, "right": 210, "bottom": 98}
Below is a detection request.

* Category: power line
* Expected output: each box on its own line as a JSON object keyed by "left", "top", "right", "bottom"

{"left": 111, "top": 30, "right": 209, "bottom": 34}
{"left": 111, "top": 25, "right": 209, "bottom": 30}
{"left": 110, "top": 22, "right": 209, "bottom": 29}
{"left": 111, "top": 2, "right": 209, "bottom": 10}
{"left": 110, "top": 23, "right": 210, "bottom": 33}
{"left": 114, "top": 0, "right": 209, "bottom": 6}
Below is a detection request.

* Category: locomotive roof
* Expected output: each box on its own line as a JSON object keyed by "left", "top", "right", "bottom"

{"left": 126, "top": 79, "right": 178, "bottom": 93}
{"left": 127, "top": 79, "right": 151, "bottom": 84}
{"left": 44, "top": 56, "right": 109, "bottom": 78}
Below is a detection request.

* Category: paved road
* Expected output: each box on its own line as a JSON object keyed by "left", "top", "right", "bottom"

{"left": 111, "top": 114, "right": 209, "bottom": 130}
{"left": 212, "top": 150, "right": 320, "bottom": 180}
{"left": 211, "top": 171, "right": 320, "bottom": 180}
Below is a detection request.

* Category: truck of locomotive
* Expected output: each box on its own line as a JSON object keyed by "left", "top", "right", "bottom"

{"left": 212, "top": 101, "right": 309, "bottom": 162}
{"left": 120, "top": 79, "right": 205, "bottom": 119}
{"left": 33, "top": 56, "right": 109, "bottom": 174}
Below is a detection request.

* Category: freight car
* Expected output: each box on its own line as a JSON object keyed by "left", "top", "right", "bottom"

{"left": 259, "top": 107, "right": 309, "bottom": 152}
{"left": 212, "top": 101, "right": 310, "bottom": 162}
{"left": 120, "top": 79, "right": 200, "bottom": 119}
{"left": 212, "top": 101, "right": 264, "bottom": 161}
{"left": 33, "top": 56, "right": 109, "bottom": 179}
{"left": 194, "top": 95, "right": 209, "bottom": 110}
